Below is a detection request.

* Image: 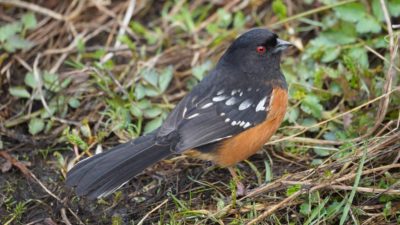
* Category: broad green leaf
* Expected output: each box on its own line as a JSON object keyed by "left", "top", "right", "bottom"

{"left": 233, "top": 11, "right": 246, "bottom": 28}
{"left": 3, "top": 36, "right": 34, "bottom": 52}
{"left": 300, "top": 202, "right": 311, "bottom": 216}
{"left": 43, "top": 71, "right": 61, "bottom": 92}
{"left": 335, "top": 3, "right": 365, "bottom": 22}
{"left": 29, "top": 118, "right": 45, "bottom": 135}
{"left": 143, "top": 107, "right": 163, "bottom": 118}
{"left": 21, "top": 13, "right": 37, "bottom": 29}
{"left": 68, "top": 98, "right": 80, "bottom": 108}
{"left": 356, "top": 15, "right": 381, "bottom": 34}
{"left": 217, "top": 8, "right": 232, "bottom": 28}
{"left": 24, "top": 72, "right": 38, "bottom": 88}
{"left": 389, "top": 0, "right": 400, "bottom": 17}
{"left": 272, "top": 0, "right": 287, "bottom": 19}
{"left": 286, "top": 184, "right": 301, "bottom": 196}
{"left": 300, "top": 118, "right": 320, "bottom": 132}
{"left": 347, "top": 47, "right": 369, "bottom": 69}
{"left": 0, "top": 22, "right": 22, "bottom": 42}
{"left": 137, "top": 99, "right": 151, "bottom": 110}
{"left": 158, "top": 66, "right": 173, "bottom": 92}
{"left": 144, "top": 117, "right": 163, "bottom": 134}
{"left": 286, "top": 108, "right": 299, "bottom": 123}
{"left": 130, "top": 104, "right": 143, "bottom": 118}
{"left": 142, "top": 68, "right": 158, "bottom": 87}
{"left": 372, "top": 0, "right": 385, "bottom": 21}
{"left": 9, "top": 86, "right": 30, "bottom": 98}
{"left": 135, "top": 84, "right": 146, "bottom": 100}
{"left": 300, "top": 95, "right": 324, "bottom": 118}
{"left": 313, "top": 146, "right": 331, "bottom": 157}
{"left": 40, "top": 103, "right": 57, "bottom": 119}
{"left": 192, "top": 60, "right": 213, "bottom": 81}
{"left": 321, "top": 47, "right": 341, "bottom": 62}
{"left": 144, "top": 85, "right": 160, "bottom": 97}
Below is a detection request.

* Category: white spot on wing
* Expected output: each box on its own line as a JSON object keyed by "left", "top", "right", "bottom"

{"left": 201, "top": 102, "right": 213, "bottom": 109}
{"left": 243, "top": 122, "right": 251, "bottom": 128}
{"left": 226, "top": 97, "right": 238, "bottom": 105}
{"left": 238, "top": 99, "right": 252, "bottom": 110}
{"left": 239, "top": 121, "right": 245, "bottom": 127}
{"left": 231, "top": 121, "right": 237, "bottom": 126}
{"left": 225, "top": 118, "right": 230, "bottom": 122}
{"left": 217, "top": 90, "right": 224, "bottom": 95}
{"left": 220, "top": 112, "right": 226, "bottom": 116}
{"left": 213, "top": 95, "right": 228, "bottom": 102}
{"left": 187, "top": 113, "right": 199, "bottom": 119}
{"left": 182, "top": 107, "right": 187, "bottom": 117}
{"left": 256, "top": 96, "right": 267, "bottom": 112}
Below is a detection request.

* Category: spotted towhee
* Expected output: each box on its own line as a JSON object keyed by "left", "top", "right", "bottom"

{"left": 66, "top": 28, "right": 292, "bottom": 199}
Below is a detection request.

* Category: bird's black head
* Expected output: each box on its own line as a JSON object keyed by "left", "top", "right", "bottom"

{"left": 218, "top": 28, "right": 292, "bottom": 79}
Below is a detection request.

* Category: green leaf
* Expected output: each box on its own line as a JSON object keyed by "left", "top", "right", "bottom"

{"left": 144, "top": 85, "right": 160, "bottom": 97}
{"left": 144, "top": 117, "right": 163, "bottom": 134}
{"left": 21, "top": 13, "right": 37, "bottom": 30}
{"left": 137, "top": 99, "right": 151, "bottom": 110}
{"left": 9, "top": 86, "right": 30, "bottom": 98}
{"left": 300, "top": 118, "right": 320, "bottom": 132}
{"left": 347, "top": 47, "right": 369, "bottom": 69}
{"left": 68, "top": 98, "right": 80, "bottom": 108}
{"left": 29, "top": 118, "right": 45, "bottom": 135}
{"left": 335, "top": 3, "right": 365, "bottom": 22}
{"left": 0, "top": 22, "right": 22, "bottom": 42}
{"left": 142, "top": 68, "right": 158, "bottom": 87}
{"left": 356, "top": 15, "right": 381, "bottom": 34}
{"left": 24, "top": 72, "right": 38, "bottom": 88}
{"left": 43, "top": 71, "right": 61, "bottom": 92}
{"left": 313, "top": 146, "right": 331, "bottom": 157}
{"left": 3, "top": 36, "right": 34, "bottom": 52}
{"left": 372, "top": 0, "right": 385, "bottom": 21}
{"left": 143, "top": 107, "right": 163, "bottom": 118}
{"left": 40, "top": 105, "right": 57, "bottom": 118}
{"left": 130, "top": 104, "right": 143, "bottom": 118}
{"left": 286, "top": 184, "right": 301, "bottom": 196}
{"left": 389, "top": 0, "right": 400, "bottom": 17}
{"left": 300, "top": 202, "right": 311, "bottom": 215}
{"left": 158, "top": 66, "right": 173, "bottom": 92}
{"left": 272, "top": 0, "right": 287, "bottom": 20}
{"left": 216, "top": 8, "right": 232, "bottom": 28}
{"left": 321, "top": 47, "right": 341, "bottom": 63}
{"left": 300, "top": 95, "right": 324, "bottom": 118}
{"left": 135, "top": 84, "right": 146, "bottom": 100}
{"left": 286, "top": 108, "right": 299, "bottom": 123}
{"left": 192, "top": 60, "right": 213, "bottom": 81}
{"left": 233, "top": 11, "right": 246, "bottom": 29}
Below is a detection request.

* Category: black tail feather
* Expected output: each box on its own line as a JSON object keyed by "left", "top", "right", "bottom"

{"left": 66, "top": 134, "right": 172, "bottom": 199}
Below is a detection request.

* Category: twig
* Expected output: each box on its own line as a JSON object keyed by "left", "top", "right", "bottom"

{"left": 137, "top": 199, "right": 168, "bottom": 225}
{"left": 246, "top": 190, "right": 304, "bottom": 225}
{"left": 101, "top": 0, "right": 136, "bottom": 63}
{"left": 61, "top": 208, "right": 73, "bottom": 225}
{"left": 0, "top": 0, "right": 64, "bottom": 20}
{"left": 32, "top": 53, "right": 51, "bottom": 115}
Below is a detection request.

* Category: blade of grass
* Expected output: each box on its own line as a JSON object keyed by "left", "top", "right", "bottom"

{"left": 339, "top": 148, "right": 367, "bottom": 225}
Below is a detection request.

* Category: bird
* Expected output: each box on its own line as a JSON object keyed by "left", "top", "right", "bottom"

{"left": 66, "top": 28, "right": 292, "bottom": 199}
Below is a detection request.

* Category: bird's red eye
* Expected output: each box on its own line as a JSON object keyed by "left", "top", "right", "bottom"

{"left": 256, "top": 46, "right": 266, "bottom": 54}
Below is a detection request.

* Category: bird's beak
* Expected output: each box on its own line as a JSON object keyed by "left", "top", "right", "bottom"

{"left": 274, "top": 39, "right": 293, "bottom": 53}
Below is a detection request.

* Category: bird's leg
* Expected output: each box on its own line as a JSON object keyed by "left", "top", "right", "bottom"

{"left": 228, "top": 167, "right": 246, "bottom": 196}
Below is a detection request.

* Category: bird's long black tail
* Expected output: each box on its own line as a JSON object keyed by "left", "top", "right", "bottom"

{"left": 66, "top": 133, "right": 172, "bottom": 199}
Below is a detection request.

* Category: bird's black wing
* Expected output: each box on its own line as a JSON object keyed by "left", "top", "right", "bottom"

{"left": 157, "top": 72, "right": 274, "bottom": 152}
